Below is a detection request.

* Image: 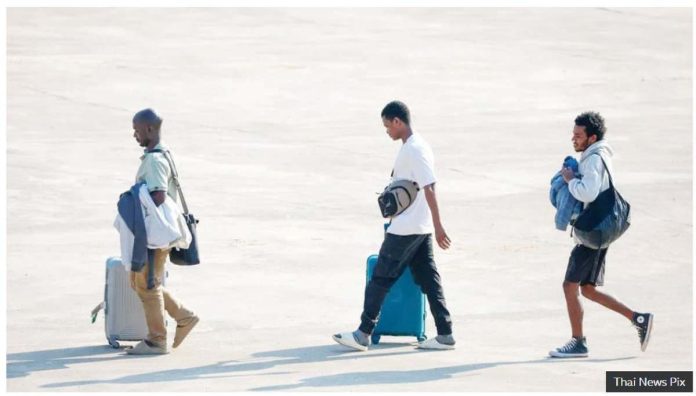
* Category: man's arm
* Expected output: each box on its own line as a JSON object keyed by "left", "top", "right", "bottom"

{"left": 144, "top": 156, "right": 170, "bottom": 207}
{"left": 424, "top": 183, "right": 451, "bottom": 250}
{"left": 562, "top": 156, "right": 603, "bottom": 203}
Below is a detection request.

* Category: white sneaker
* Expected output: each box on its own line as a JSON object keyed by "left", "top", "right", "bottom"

{"left": 417, "top": 337, "right": 456, "bottom": 350}
{"left": 332, "top": 332, "right": 368, "bottom": 351}
{"left": 125, "top": 340, "right": 169, "bottom": 355}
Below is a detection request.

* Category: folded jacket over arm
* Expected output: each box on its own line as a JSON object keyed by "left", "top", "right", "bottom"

{"left": 549, "top": 156, "right": 582, "bottom": 231}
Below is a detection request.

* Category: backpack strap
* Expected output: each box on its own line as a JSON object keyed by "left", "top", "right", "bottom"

{"left": 587, "top": 153, "right": 615, "bottom": 252}
{"left": 591, "top": 153, "right": 615, "bottom": 190}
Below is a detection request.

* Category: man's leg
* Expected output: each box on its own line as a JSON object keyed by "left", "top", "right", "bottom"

{"left": 334, "top": 234, "right": 424, "bottom": 350}
{"left": 163, "top": 291, "right": 195, "bottom": 322}
{"left": 408, "top": 235, "right": 453, "bottom": 337}
{"left": 162, "top": 280, "right": 199, "bottom": 348}
{"left": 578, "top": 247, "right": 633, "bottom": 320}
{"left": 358, "top": 234, "right": 426, "bottom": 335}
{"left": 580, "top": 255, "right": 654, "bottom": 352}
{"left": 547, "top": 280, "right": 589, "bottom": 357}
{"left": 133, "top": 249, "right": 169, "bottom": 349}
{"left": 580, "top": 285, "right": 633, "bottom": 320}
{"left": 563, "top": 281, "right": 584, "bottom": 338}
{"left": 549, "top": 245, "right": 594, "bottom": 357}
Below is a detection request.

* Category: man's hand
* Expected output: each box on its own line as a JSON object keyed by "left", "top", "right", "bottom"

{"left": 150, "top": 190, "right": 166, "bottom": 207}
{"left": 435, "top": 223, "right": 451, "bottom": 250}
{"left": 424, "top": 183, "right": 452, "bottom": 250}
{"left": 561, "top": 167, "right": 575, "bottom": 183}
{"left": 129, "top": 271, "right": 136, "bottom": 290}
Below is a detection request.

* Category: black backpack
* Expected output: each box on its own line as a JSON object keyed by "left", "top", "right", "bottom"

{"left": 572, "top": 155, "right": 631, "bottom": 249}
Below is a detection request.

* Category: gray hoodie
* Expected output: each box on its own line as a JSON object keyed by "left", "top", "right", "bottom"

{"left": 568, "top": 140, "right": 615, "bottom": 207}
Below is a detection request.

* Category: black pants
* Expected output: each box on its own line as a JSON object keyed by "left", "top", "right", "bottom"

{"left": 359, "top": 233, "right": 453, "bottom": 336}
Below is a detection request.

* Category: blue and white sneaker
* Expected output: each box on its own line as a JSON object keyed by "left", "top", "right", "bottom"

{"left": 549, "top": 337, "right": 588, "bottom": 358}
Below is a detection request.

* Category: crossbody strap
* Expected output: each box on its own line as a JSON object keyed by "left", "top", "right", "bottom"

{"left": 590, "top": 154, "right": 611, "bottom": 257}
{"left": 592, "top": 153, "right": 615, "bottom": 190}
{"left": 146, "top": 148, "right": 190, "bottom": 214}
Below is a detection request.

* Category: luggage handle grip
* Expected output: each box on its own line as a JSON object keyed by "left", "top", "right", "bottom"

{"left": 90, "top": 302, "right": 104, "bottom": 324}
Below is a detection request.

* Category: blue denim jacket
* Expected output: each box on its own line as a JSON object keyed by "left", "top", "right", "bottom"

{"left": 549, "top": 156, "right": 582, "bottom": 231}
{"left": 117, "top": 182, "right": 157, "bottom": 289}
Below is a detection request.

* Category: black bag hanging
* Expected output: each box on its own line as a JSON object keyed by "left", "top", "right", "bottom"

{"left": 572, "top": 155, "right": 631, "bottom": 249}
{"left": 148, "top": 149, "right": 200, "bottom": 265}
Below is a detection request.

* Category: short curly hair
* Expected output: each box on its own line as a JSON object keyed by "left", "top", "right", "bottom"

{"left": 574, "top": 111, "right": 606, "bottom": 140}
{"left": 381, "top": 101, "right": 411, "bottom": 125}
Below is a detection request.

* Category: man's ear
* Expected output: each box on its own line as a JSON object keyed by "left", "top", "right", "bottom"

{"left": 588, "top": 134, "right": 598, "bottom": 145}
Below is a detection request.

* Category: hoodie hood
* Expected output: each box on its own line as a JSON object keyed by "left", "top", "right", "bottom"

{"left": 580, "top": 139, "right": 614, "bottom": 161}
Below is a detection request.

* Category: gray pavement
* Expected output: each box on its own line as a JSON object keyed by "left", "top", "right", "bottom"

{"left": 6, "top": 7, "right": 692, "bottom": 391}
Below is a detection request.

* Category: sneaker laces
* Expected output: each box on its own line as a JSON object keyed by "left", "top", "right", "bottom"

{"left": 632, "top": 314, "right": 647, "bottom": 336}
{"left": 558, "top": 338, "right": 579, "bottom": 352}
{"left": 634, "top": 322, "right": 646, "bottom": 339}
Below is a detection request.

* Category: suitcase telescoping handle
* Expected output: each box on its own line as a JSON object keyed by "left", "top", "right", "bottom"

{"left": 90, "top": 302, "right": 104, "bottom": 323}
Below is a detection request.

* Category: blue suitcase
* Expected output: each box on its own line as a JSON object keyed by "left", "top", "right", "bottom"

{"left": 366, "top": 254, "right": 427, "bottom": 345}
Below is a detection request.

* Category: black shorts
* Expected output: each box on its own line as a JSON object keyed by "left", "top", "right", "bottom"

{"left": 565, "top": 244, "right": 608, "bottom": 286}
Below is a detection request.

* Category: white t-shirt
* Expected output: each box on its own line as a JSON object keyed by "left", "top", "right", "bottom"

{"left": 387, "top": 132, "right": 437, "bottom": 236}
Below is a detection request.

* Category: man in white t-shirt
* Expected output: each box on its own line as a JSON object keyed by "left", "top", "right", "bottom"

{"left": 333, "top": 101, "right": 455, "bottom": 351}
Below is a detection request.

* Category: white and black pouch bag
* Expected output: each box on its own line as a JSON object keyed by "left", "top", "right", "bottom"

{"left": 378, "top": 179, "right": 420, "bottom": 218}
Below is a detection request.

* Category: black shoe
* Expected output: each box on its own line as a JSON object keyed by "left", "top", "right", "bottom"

{"left": 632, "top": 312, "right": 654, "bottom": 352}
{"left": 549, "top": 337, "right": 588, "bottom": 358}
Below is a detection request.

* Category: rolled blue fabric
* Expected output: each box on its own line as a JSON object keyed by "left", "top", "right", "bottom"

{"left": 549, "top": 157, "right": 583, "bottom": 231}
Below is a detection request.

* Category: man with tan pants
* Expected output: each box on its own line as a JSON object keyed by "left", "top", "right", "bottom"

{"left": 127, "top": 108, "right": 199, "bottom": 355}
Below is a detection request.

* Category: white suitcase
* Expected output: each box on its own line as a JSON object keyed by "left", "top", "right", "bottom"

{"left": 92, "top": 257, "right": 167, "bottom": 348}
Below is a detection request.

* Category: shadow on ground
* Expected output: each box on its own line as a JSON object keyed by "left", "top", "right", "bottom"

{"left": 38, "top": 343, "right": 415, "bottom": 388}
{"left": 250, "top": 356, "right": 637, "bottom": 391}
{"left": 7, "top": 345, "right": 132, "bottom": 379}
{"left": 28, "top": 342, "right": 635, "bottom": 390}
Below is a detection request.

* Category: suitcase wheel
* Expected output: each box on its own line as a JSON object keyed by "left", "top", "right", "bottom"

{"left": 371, "top": 334, "right": 381, "bottom": 345}
{"left": 417, "top": 335, "right": 427, "bottom": 342}
{"left": 108, "top": 336, "right": 121, "bottom": 349}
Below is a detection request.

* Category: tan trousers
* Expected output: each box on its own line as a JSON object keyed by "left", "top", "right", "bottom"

{"left": 132, "top": 248, "right": 194, "bottom": 347}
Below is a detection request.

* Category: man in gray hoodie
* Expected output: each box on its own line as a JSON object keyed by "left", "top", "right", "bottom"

{"left": 549, "top": 111, "right": 653, "bottom": 358}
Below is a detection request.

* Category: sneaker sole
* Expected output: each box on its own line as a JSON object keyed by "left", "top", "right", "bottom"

{"left": 332, "top": 334, "right": 368, "bottom": 352}
{"left": 641, "top": 314, "right": 654, "bottom": 352}
{"left": 125, "top": 346, "right": 169, "bottom": 355}
{"left": 548, "top": 350, "right": 588, "bottom": 358}
{"left": 417, "top": 341, "right": 456, "bottom": 350}
{"left": 125, "top": 349, "right": 169, "bottom": 355}
{"left": 417, "top": 344, "right": 456, "bottom": 350}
